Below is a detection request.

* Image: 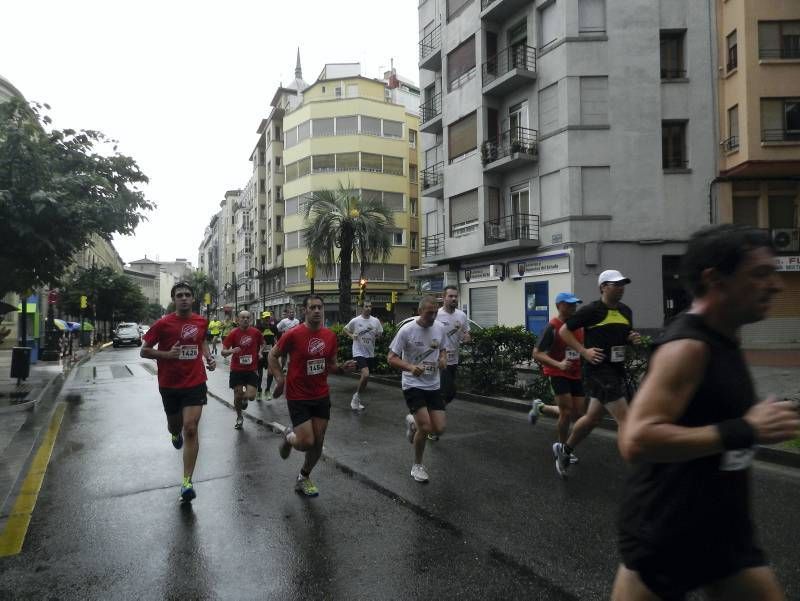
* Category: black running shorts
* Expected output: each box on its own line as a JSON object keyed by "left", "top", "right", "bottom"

{"left": 159, "top": 382, "right": 208, "bottom": 416}
{"left": 403, "top": 387, "right": 445, "bottom": 414}
{"left": 549, "top": 376, "right": 584, "bottom": 397}
{"left": 229, "top": 370, "right": 260, "bottom": 390}
{"left": 287, "top": 397, "right": 331, "bottom": 427}
{"left": 355, "top": 356, "right": 377, "bottom": 372}
{"left": 584, "top": 366, "right": 626, "bottom": 404}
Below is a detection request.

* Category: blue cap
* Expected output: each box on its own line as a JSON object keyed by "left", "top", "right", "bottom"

{"left": 555, "top": 292, "right": 582, "bottom": 305}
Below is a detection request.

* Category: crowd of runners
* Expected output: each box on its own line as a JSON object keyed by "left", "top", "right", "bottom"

{"left": 140, "top": 224, "right": 799, "bottom": 600}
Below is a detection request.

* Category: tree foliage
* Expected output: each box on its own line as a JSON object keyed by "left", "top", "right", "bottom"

{"left": 187, "top": 270, "right": 218, "bottom": 314}
{"left": 0, "top": 97, "right": 154, "bottom": 297}
{"left": 303, "top": 184, "right": 394, "bottom": 321}
{"left": 59, "top": 266, "right": 147, "bottom": 323}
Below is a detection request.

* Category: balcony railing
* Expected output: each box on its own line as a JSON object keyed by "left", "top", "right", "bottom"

{"left": 759, "top": 47, "right": 800, "bottom": 60}
{"left": 419, "top": 24, "right": 441, "bottom": 61}
{"left": 422, "top": 233, "right": 445, "bottom": 258}
{"left": 420, "top": 92, "right": 442, "bottom": 124}
{"left": 482, "top": 44, "right": 536, "bottom": 86}
{"left": 481, "top": 127, "right": 538, "bottom": 165}
{"left": 727, "top": 46, "right": 738, "bottom": 71}
{"left": 480, "top": 0, "right": 493, "bottom": 8}
{"left": 762, "top": 129, "right": 800, "bottom": 142}
{"left": 721, "top": 135, "right": 739, "bottom": 152}
{"left": 421, "top": 162, "right": 444, "bottom": 190}
{"left": 484, "top": 213, "right": 540, "bottom": 245}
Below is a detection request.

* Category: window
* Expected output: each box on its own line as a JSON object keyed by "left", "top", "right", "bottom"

{"left": 411, "top": 232, "right": 418, "bottom": 251}
{"left": 447, "top": 0, "right": 471, "bottom": 21}
{"left": 298, "top": 156, "right": 311, "bottom": 177}
{"left": 259, "top": 178, "right": 266, "bottom": 193}
{"left": 447, "top": 36, "right": 476, "bottom": 91}
{"left": 410, "top": 198, "right": 418, "bottom": 216}
{"left": 275, "top": 156, "right": 281, "bottom": 167}
{"left": 313, "top": 154, "right": 335, "bottom": 172}
{"left": 347, "top": 84, "right": 358, "bottom": 97}
{"left": 759, "top": 21, "right": 800, "bottom": 59}
{"left": 383, "top": 192, "right": 404, "bottom": 211}
{"left": 580, "top": 77, "right": 608, "bottom": 125}
{"left": 285, "top": 230, "right": 306, "bottom": 250}
{"left": 362, "top": 116, "right": 382, "bottom": 136}
{"left": 337, "top": 115, "right": 358, "bottom": 135}
{"left": 449, "top": 189, "right": 479, "bottom": 237}
{"left": 285, "top": 162, "right": 298, "bottom": 182}
{"left": 276, "top": 185, "right": 282, "bottom": 201}
{"left": 336, "top": 152, "right": 359, "bottom": 171}
{"left": 284, "top": 127, "right": 297, "bottom": 149}
{"left": 727, "top": 31, "right": 738, "bottom": 71}
{"left": 297, "top": 120, "right": 310, "bottom": 142}
{"left": 275, "top": 126, "right": 281, "bottom": 140}
{"left": 410, "top": 165, "right": 418, "bottom": 183}
{"left": 313, "top": 118, "right": 335, "bottom": 137}
{"left": 726, "top": 105, "right": 739, "bottom": 151}
{"left": 383, "top": 120, "right": 403, "bottom": 138}
{"left": 361, "top": 153, "right": 383, "bottom": 172}
{"left": 383, "top": 156, "right": 404, "bottom": 176}
{"left": 335, "top": 86, "right": 342, "bottom": 98}
{"left": 276, "top": 216, "right": 282, "bottom": 232}
{"left": 578, "top": 0, "right": 605, "bottom": 34}
{"left": 409, "top": 129, "right": 417, "bottom": 148}
{"left": 510, "top": 183, "right": 530, "bottom": 216}
{"left": 448, "top": 112, "right": 477, "bottom": 162}
{"left": 733, "top": 197, "right": 759, "bottom": 227}
{"left": 660, "top": 31, "right": 685, "bottom": 79}
{"left": 538, "top": 83, "right": 559, "bottom": 135}
{"left": 391, "top": 230, "right": 405, "bottom": 246}
{"left": 761, "top": 98, "right": 800, "bottom": 141}
{"left": 276, "top": 244, "right": 282, "bottom": 256}
{"left": 662, "top": 121, "right": 688, "bottom": 169}
{"left": 769, "top": 195, "right": 796, "bottom": 229}
{"left": 539, "top": 2, "right": 560, "bottom": 50}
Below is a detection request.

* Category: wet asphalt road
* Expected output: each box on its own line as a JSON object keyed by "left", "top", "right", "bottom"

{"left": 1, "top": 347, "right": 799, "bottom": 600}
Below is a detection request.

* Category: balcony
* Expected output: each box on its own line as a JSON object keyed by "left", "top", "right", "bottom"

{"left": 759, "top": 47, "right": 800, "bottom": 60}
{"left": 481, "top": 127, "right": 538, "bottom": 172}
{"left": 484, "top": 213, "right": 540, "bottom": 248}
{"left": 420, "top": 92, "right": 443, "bottom": 134}
{"left": 421, "top": 162, "right": 444, "bottom": 198}
{"left": 419, "top": 24, "right": 442, "bottom": 71}
{"left": 762, "top": 129, "right": 800, "bottom": 143}
{"left": 422, "top": 233, "right": 445, "bottom": 259}
{"left": 480, "top": 0, "right": 532, "bottom": 22}
{"left": 721, "top": 135, "right": 739, "bottom": 152}
{"left": 482, "top": 45, "right": 536, "bottom": 96}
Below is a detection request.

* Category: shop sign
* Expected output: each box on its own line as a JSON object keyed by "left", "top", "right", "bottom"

{"left": 515, "top": 253, "right": 570, "bottom": 278}
{"left": 775, "top": 256, "right": 800, "bottom": 272}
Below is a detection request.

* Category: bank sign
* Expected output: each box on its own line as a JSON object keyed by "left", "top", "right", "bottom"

{"left": 776, "top": 256, "right": 800, "bottom": 272}
{"left": 515, "top": 253, "right": 570, "bottom": 278}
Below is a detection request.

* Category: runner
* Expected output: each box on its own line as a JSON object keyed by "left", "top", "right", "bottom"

{"left": 269, "top": 295, "right": 357, "bottom": 496}
{"left": 531, "top": 292, "right": 585, "bottom": 463}
{"left": 277, "top": 307, "right": 300, "bottom": 372}
{"left": 208, "top": 317, "right": 222, "bottom": 355}
{"left": 257, "top": 311, "right": 277, "bottom": 400}
{"left": 555, "top": 269, "right": 641, "bottom": 477}
{"left": 612, "top": 224, "right": 799, "bottom": 601}
{"left": 140, "top": 281, "right": 216, "bottom": 503}
{"left": 220, "top": 317, "right": 235, "bottom": 364}
{"left": 344, "top": 301, "right": 383, "bottom": 411}
{"left": 221, "top": 310, "right": 264, "bottom": 430}
{"left": 388, "top": 296, "right": 448, "bottom": 483}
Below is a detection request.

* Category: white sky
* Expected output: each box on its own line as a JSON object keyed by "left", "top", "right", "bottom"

{"left": 1, "top": 0, "right": 419, "bottom": 266}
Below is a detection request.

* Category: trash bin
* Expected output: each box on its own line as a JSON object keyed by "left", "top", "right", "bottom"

{"left": 10, "top": 346, "right": 31, "bottom": 380}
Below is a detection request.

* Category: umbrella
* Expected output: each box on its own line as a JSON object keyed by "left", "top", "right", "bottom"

{"left": 53, "top": 318, "right": 69, "bottom": 331}
{"left": 0, "top": 301, "right": 17, "bottom": 315}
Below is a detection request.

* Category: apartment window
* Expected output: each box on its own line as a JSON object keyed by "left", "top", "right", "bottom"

{"left": 361, "top": 152, "right": 383, "bottom": 172}
{"left": 298, "top": 156, "right": 311, "bottom": 177}
{"left": 411, "top": 232, "right": 418, "bottom": 251}
{"left": 538, "top": 83, "right": 559, "bottom": 135}
{"left": 761, "top": 98, "right": 800, "bottom": 141}
{"left": 275, "top": 157, "right": 281, "bottom": 167}
{"left": 383, "top": 156, "right": 404, "bottom": 176}
{"left": 383, "top": 120, "right": 403, "bottom": 138}
{"left": 276, "top": 185, "right": 282, "bottom": 201}
{"left": 285, "top": 162, "right": 298, "bottom": 182}
{"left": 276, "top": 244, "right": 282, "bottom": 256}
{"left": 769, "top": 195, "right": 796, "bottom": 229}
{"left": 725, "top": 105, "right": 739, "bottom": 151}
{"left": 383, "top": 192, "right": 405, "bottom": 211}
{"left": 539, "top": 2, "right": 560, "bottom": 50}
{"left": 447, "top": 36, "right": 476, "bottom": 91}
{"left": 275, "top": 126, "right": 281, "bottom": 140}
{"left": 259, "top": 178, "right": 266, "bottom": 193}
{"left": 313, "top": 118, "right": 335, "bottom": 137}
{"left": 660, "top": 31, "right": 686, "bottom": 79}
{"left": 410, "top": 198, "right": 418, "bottom": 216}
{"left": 578, "top": 0, "right": 605, "bottom": 34}
{"left": 759, "top": 21, "right": 800, "bottom": 59}
{"left": 335, "top": 87, "right": 342, "bottom": 98}
{"left": 284, "top": 127, "right": 297, "bottom": 149}
{"left": 662, "top": 121, "right": 688, "bottom": 169}
{"left": 336, "top": 152, "right": 359, "bottom": 171}
{"left": 297, "top": 120, "right": 311, "bottom": 142}
{"left": 449, "top": 189, "right": 479, "bottom": 237}
{"left": 362, "top": 116, "right": 382, "bottom": 136}
{"left": 276, "top": 216, "right": 282, "bottom": 232}
{"left": 448, "top": 112, "right": 477, "bottom": 162}
{"left": 409, "top": 165, "right": 418, "bottom": 183}
{"left": 285, "top": 230, "right": 306, "bottom": 250}
{"left": 336, "top": 115, "right": 358, "bottom": 135}
{"left": 727, "top": 31, "right": 738, "bottom": 72}
{"left": 409, "top": 129, "right": 417, "bottom": 148}
{"left": 733, "top": 197, "right": 759, "bottom": 227}
{"left": 391, "top": 230, "right": 405, "bottom": 246}
{"left": 313, "top": 154, "right": 335, "bottom": 172}
{"left": 580, "top": 77, "right": 608, "bottom": 125}
{"left": 447, "top": 0, "right": 471, "bottom": 21}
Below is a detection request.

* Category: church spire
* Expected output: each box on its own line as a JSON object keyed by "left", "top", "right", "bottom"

{"left": 295, "top": 48, "right": 302, "bottom": 79}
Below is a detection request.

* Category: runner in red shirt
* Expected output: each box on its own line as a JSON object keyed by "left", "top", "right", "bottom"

{"left": 268, "top": 294, "right": 357, "bottom": 497}
{"left": 141, "top": 282, "right": 216, "bottom": 503}
{"left": 221, "top": 310, "right": 264, "bottom": 430}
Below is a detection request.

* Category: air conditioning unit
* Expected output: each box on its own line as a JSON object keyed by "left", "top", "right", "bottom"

{"left": 487, "top": 224, "right": 507, "bottom": 239}
{"left": 772, "top": 228, "right": 800, "bottom": 252}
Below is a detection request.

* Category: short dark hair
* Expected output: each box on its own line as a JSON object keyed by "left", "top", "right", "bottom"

{"left": 443, "top": 285, "right": 459, "bottom": 294}
{"left": 171, "top": 281, "right": 195, "bottom": 298}
{"left": 419, "top": 295, "right": 438, "bottom": 311}
{"left": 681, "top": 224, "right": 772, "bottom": 297}
{"left": 303, "top": 294, "right": 324, "bottom": 308}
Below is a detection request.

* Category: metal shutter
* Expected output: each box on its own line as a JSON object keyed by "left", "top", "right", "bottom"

{"left": 470, "top": 286, "right": 498, "bottom": 327}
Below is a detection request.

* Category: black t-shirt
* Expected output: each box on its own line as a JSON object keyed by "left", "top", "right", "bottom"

{"left": 537, "top": 323, "right": 556, "bottom": 353}
{"left": 564, "top": 300, "right": 633, "bottom": 371}
{"left": 619, "top": 312, "right": 757, "bottom": 559}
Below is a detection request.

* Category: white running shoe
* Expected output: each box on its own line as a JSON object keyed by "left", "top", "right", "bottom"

{"left": 528, "top": 399, "right": 545, "bottom": 425}
{"left": 351, "top": 393, "right": 365, "bottom": 411}
{"left": 411, "top": 463, "right": 429, "bottom": 483}
{"left": 552, "top": 443, "right": 570, "bottom": 478}
{"left": 405, "top": 414, "right": 417, "bottom": 444}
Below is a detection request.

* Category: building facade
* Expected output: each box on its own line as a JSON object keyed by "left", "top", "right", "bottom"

{"left": 415, "top": 0, "right": 716, "bottom": 335}
{"left": 715, "top": 0, "right": 800, "bottom": 348}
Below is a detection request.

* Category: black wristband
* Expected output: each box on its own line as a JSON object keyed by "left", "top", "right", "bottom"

{"left": 717, "top": 418, "right": 756, "bottom": 450}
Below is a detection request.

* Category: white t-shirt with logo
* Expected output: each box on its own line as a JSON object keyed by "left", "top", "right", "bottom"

{"left": 389, "top": 320, "right": 446, "bottom": 391}
{"left": 345, "top": 315, "right": 383, "bottom": 358}
{"left": 436, "top": 307, "right": 470, "bottom": 366}
{"left": 277, "top": 317, "right": 300, "bottom": 334}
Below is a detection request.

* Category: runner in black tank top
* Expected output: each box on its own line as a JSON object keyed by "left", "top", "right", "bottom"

{"left": 612, "top": 225, "right": 798, "bottom": 601}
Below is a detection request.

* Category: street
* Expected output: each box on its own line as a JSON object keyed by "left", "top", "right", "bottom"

{"left": 1, "top": 347, "right": 799, "bottom": 600}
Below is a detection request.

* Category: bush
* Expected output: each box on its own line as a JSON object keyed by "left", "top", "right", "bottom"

{"left": 460, "top": 326, "right": 537, "bottom": 396}
{"left": 332, "top": 322, "right": 400, "bottom": 375}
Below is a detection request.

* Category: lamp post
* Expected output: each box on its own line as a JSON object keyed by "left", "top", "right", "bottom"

{"left": 223, "top": 272, "right": 249, "bottom": 315}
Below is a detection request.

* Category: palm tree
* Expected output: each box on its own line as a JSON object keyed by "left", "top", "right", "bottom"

{"left": 304, "top": 184, "right": 394, "bottom": 321}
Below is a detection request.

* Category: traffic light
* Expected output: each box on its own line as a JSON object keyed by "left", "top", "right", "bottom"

{"left": 358, "top": 278, "right": 367, "bottom": 304}
{"left": 391, "top": 290, "right": 398, "bottom": 304}
{"left": 80, "top": 295, "right": 88, "bottom": 309}
{"left": 305, "top": 256, "right": 316, "bottom": 280}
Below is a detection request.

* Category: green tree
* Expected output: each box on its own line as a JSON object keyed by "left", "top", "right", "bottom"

{"left": 59, "top": 266, "right": 147, "bottom": 324}
{"left": 187, "top": 270, "right": 218, "bottom": 314}
{"left": 303, "top": 184, "right": 394, "bottom": 321}
{"left": 0, "top": 97, "right": 154, "bottom": 298}
{"left": 144, "top": 302, "right": 164, "bottom": 322}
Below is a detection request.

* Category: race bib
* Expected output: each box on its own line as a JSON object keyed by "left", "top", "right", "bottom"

{"left": 565, "top": 349, "right": 580, "bottom": 361}
{"left": 307, "top": 358, "right": 325, "bottom": 376}
{"left": 239, "top": 354, "right": 253, "bottom": 365}
{"left": 610, "top": 345, "right": 626, "bottom": 363}
{"left": 422, "top": 361, "right": 437, "bottom": 376}
{"left": 719, "top": 448, "right": 756, "bottom": 472}
{"left": 179, "top": 345, "right": 198, "bottom": 361}
{"left": 447, "top": 349, "right": 457, "bottom": 363}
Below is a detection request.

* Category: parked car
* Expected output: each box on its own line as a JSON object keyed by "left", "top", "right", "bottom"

{"left": 113, "top": 323, "right": 142, "bottom": 348}
{"left": 138, "top": 324, "right": 150, "bottom": 336}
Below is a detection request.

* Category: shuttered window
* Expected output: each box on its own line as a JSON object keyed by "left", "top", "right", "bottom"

{"left": 298, "top": 156, "right": 311, "bottom": 177}
{"left": 362, "top": 116, "right": 381, "bottom": 136}
{"left": 470, "top": 287, "right": 498, "bottom": 327}
{"left": 448, "top": 112, "right": 477, "bottom": 161}
{"left": 313, "top": 118, "right": 334, "bottom": 137}
{"left": 447, "top": 36, "right": 476, "bottom": 90}
{"left": 539, "top": 84, "right": 558, "bottom": 134}
{"left": 447, "top": 0, "right": 472, "bottom": 21}
{"left": 383, "top": 156, "right": 404, "bottom": 175}
{"left": 337, "top": 115, "right": 358, "bottom": 135}
{"left": 383, "top": 192, "right": 404, "bottom": 211}
{"left": 297, "top": 120, "right": 310, "bottom": 142}
{"left": 580, "top": 77, "right": 608, "bottom": 125}
{"left": 313, "top": 154, "right": 335, "bottom": 172}
{"left": 540, "top": 2, "right": 560, "bottom": 49}
{"left": 284, "top": 127, "right": 297, "bottom": 149}
{"left": 578, "top": 0, "right": 605, "bottom": 33}
{"left": 449, "top": 189, "right": 479, "bottom": 237}
{"left": 336, "top": 152, "right": 358, "bottom": 171}
{"left": 361, "top": 153, "right": 382, "bottom": 172}
{"left": 383, "top": 120, "right": 403, "bottom": 138}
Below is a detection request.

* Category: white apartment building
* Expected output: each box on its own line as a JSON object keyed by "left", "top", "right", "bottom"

{"left": 198, "top": 211, "right": 221, "bottom": 300}
{"left": 416, "top": 0, "right": 716, "bottom": 334}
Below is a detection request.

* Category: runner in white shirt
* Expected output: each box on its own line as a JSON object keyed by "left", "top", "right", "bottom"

{"left": 388, "top": 296, "right": 447, "bottom": 483}
{"left": 344, "top": 301, "right": 384, "bottom": 411}
{"left": 276, "top": 308, "right": 300, "bottom": 371}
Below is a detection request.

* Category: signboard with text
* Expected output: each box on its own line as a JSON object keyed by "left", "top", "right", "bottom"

{"left": 776, "top": 256, "right": 800, "bottom": 272}
{"left": 515, "top": 253, "right": 570, "bottom": 278}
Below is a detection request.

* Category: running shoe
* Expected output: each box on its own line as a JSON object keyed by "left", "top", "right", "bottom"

{"left": 171, "top": 432, "right": 183, "bottom": 450}
{"left": 410, "top": 464, "right": 429, "bottom": 483}
{"left": 405, "top": 414, "right": 417, "bottom": 444}
{"left": 570, "top": 455, "right": 579, "bottom": 464}
{"left": 427, "top": 433, "right": 439, "bottom": 441}
{"left": 295, "top": 475, "right": 319, "bottom": 497}
{"left": 351, "top": 393, "right": 365, "bottom": 411}
{"left": 180, "top": 481, "right": 196, "bottom": 503}
{"left": 553, "top": 443, "right": 570, "bottom": 478}
{"left": 279, "top": 427, "right": 293, "bottom": 460}
{"left": 257, "top": 389, "right": 263, "bottom": 401}
{"left": 528, "top": 399, "right": 545, "bottom": 425}
{"left": 265, "top": 391, "right": 272, "bottom": 401}
{"left": 234, "top": 416, "right": 243, "bottom": 430}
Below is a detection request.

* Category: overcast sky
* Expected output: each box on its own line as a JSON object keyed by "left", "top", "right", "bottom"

{"left": 1, "top": 0, "right": 419, "bottom": 266}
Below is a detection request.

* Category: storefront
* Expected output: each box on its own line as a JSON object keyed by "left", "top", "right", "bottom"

{"left": 741, "top": 255, "right": 800, "bottom": 349}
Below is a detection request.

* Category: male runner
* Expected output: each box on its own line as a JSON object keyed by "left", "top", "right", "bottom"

{"left": 277, "top": 307, "right": 300, "bottom": 336}
{"left": 344, "top": 301, "right": 383, "bottom": 411}
{"left": 207, "top": 317, "right": 222, "bottom": 355}
{"left": 555, "top": 269, "right": 641, "bottom": 477}
{"left": 531, "top": 292, "right": 585, "bottom": 462}
{"left": 141, "top": 282, "right": 216, "bottom": 503}
{"left": 612, "top": 224, "right": 799, "bottom": 601}
{"left": 269, "top": 295, "right": 357, "bottom": 496}
{"left": 221, "top": 310, "right": 264, "bottom": 429}
{"left": 388, "top": 296, "right": 448, "bottom": 483}
{"left": 257, "top": 311, "right": 277, "bottom": 400}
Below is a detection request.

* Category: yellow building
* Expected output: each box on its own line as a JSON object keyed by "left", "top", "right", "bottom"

{"left": 715, "top": 0, "right": 800, "bottom": 348}
{"left": 281, "top": 63, "right": 421, "bottom": 321}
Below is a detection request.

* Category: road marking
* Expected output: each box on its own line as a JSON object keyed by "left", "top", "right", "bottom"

{"left": 0, "top": 402, "right": 66, "bottom": 557}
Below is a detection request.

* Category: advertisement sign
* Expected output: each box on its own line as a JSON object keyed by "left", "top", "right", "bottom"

{"left": 775, "top": 256, "right": 800, "bottom": 272}
{"left": 514, "top": 253, "right": 570, "bottom": 278}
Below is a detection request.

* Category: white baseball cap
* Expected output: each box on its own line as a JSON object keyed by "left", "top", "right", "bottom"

{"left": 598, "top": 269, "right": 631, "bottom": 286}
